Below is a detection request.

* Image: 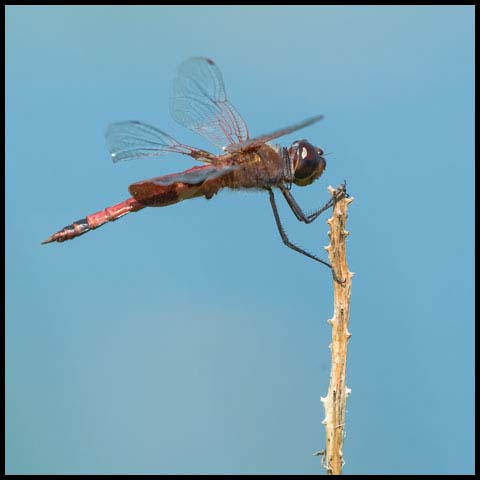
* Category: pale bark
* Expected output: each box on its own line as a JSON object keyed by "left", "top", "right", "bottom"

{"left": 320, "top": 185, "right": 354, "bottom": 475}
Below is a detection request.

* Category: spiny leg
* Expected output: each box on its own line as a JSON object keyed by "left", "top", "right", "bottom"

{"left": 267, "top": 188, "right": 332, "bottom": 269}
{"left": 279, "top": 185, "right": 334, "bottom": 224}
{"left": 268, "top": 188, "right": 346, "bottom": 284}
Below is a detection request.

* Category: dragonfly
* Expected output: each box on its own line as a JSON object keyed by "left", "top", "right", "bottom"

{"left": 42, "top": 57, "right": 338, "bottom": 271}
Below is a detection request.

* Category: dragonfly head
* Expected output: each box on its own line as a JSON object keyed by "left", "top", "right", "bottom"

{"left": 289, "top": 140, "right": 326, "bottom": 187}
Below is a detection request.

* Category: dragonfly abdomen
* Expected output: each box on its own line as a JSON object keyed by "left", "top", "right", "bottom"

{"left": 42, "top": 197, "right": 144, "bottom": 244}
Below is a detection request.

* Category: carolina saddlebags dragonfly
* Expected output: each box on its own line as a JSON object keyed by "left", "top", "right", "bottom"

{"left": 42, "top": 57, "right": 336, "bottom": 269}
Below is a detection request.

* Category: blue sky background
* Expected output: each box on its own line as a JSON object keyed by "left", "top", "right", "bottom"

{"left": 6, "top": 6, "right": 474, "bottom": 475}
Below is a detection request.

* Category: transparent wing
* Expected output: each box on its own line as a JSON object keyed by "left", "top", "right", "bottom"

{"left": 224, "top": 115, "right": 324, "bottom": 153}
{"left": 169, "top": 57, "right": 249, "bottom": 150}
{"left": 105, "top": 121, "right": 215, "bottom": 163}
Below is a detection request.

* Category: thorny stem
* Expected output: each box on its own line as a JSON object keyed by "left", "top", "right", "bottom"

{"left": 319, "top": 185, "right": 354, "bottom": 475}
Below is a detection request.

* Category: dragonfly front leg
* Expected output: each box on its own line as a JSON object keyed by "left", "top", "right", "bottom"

{"left": 279, "top": 185, "right": 333, "bottom": 224}
{"left": 266, "top": 188, "right": 332, "bottom": 270}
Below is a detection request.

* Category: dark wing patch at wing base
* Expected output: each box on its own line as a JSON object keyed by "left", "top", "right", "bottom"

{"left": 150, "top": 164, "right": 237, "bottom": 186}
{"left": 128, "top": 164, "right": 238, "bottom": 205}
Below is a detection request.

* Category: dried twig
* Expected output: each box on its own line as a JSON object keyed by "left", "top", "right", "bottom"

{"left": 320, "top": 185, "right": 354, "bottom": 475}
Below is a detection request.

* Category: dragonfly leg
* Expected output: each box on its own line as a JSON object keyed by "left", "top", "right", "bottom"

{"left": 279, "top": 185, "right": 334, "bottom": 224}
{"left": 267, "top": 188, "right": 332, "bottom": 270}
{"left": 267, "top": 188, "right": 346, "bottom": 283}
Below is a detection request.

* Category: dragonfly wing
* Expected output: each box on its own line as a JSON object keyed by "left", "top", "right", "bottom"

{"left": 170, "top": 57, "right": 249, "bottom": 150}
{"left": 149, "top": 164, "right": 237, "bottom": 186}
{"left": 129, "top": 164, "right": 238, "bottom": 204}
{"left": 105, "top": 121, "right": 216, "bottom": 163}
{"left": 224, "top": 115, "right": 324, "bottom": 153}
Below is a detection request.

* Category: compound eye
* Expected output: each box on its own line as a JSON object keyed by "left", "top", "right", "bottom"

{"left": 292, "top": 141, "right": 326, "bottom": 186}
